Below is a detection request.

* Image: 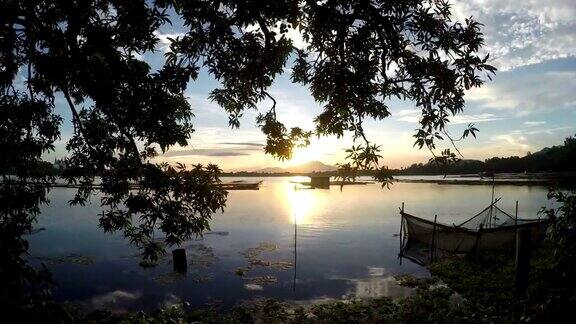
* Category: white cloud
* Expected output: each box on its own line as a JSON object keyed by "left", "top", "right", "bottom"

{"left": 466, "top": 70, "right": 576, "bottom": 114}
{"left": 511, "top": 126, "right": 573, "bottom": 136}
{"left": 153, "top": 30, "right": 185, "bottom": 53}
{"left": 453, "top": 0, "right": 576, "bottom": 70}
{"left": 490, "top": 134, "right": 532, "bottom": 151}
{"left": 523, "top": 121, "right": 546, "bottom": 127}
{"left": 396, "top": 109, "right": 501, "bottom": 124}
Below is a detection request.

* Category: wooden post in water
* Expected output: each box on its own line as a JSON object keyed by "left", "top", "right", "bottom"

{"left": 515, "top": 227, "right": 531, "bottom": 294}
{"left": 172, "top": 248, "right": 187, "bottom": 273}
{"left": 430, "top": 215, "right": 438, "bottom": 262}
{"left": 399, "top": 203, "right": 405, "bottom": 258}
{"left": 515, "top": 201, "right": 519, "bottom": 226}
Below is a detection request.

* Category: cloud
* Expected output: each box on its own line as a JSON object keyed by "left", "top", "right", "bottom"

{"left": 523, "top": 121, "right": 546, "bottom": 127}
{"left": 511, "top": 126, "right": 573, "bottom": 136}
{"left": 153, "top": 30, "right": 185, "bottom": 53}
{"left": 490, "top": 134, "right": 532, "bottom": 151}
{"left": 453, "top": 0, "right": 576, "bottom": 70}
{"left": 162, "top": 148, "right": 256, "bottom": 157}
{"left": 161, "top": 140, "right": 266, "bottom": 158}
{"left": 396, "top": 110, "right": 501, "bottom": 124}
{"left": 465, "top": 65, "right": 576, "bottom": 114}
{"left": 218, "top": 142, "right": 264, "bottom": 147}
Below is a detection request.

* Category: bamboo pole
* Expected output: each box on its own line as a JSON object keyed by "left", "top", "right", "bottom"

{"left": 399, "top": 202, "right": 405, "bottom": 263}
{"left": 431, "top": 215, "right": 438, "bottom": 262}
{"left": 515, "top": 201, "right": 519, "bottom": 227}
{"left": 489, "top": 174, "right": 495, "bottom": 227}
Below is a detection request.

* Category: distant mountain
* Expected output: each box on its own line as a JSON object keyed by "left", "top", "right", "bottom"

{"left": 256, "top": 167, "right": 285, "bottom": 173}
{"left": 530, "top": 146, "right": 552, "bottom": 156}
{"left": 254, "top": 161, "right": 337, "bottom": 173}
{"left": 285, "top": 161, "right": 338, "bottom": 173}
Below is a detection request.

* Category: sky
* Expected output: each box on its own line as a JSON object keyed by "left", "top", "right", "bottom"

{"left": 47, "top": 0, "right": 576, "bottom": 171}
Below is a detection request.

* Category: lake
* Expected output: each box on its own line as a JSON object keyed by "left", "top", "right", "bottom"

{"left": 26, "top": 176, "right": 552, "bottom": 312}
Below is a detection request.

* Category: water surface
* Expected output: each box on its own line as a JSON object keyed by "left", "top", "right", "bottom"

{"left": 26, "top": 176, "right": 551, "bottom": 312}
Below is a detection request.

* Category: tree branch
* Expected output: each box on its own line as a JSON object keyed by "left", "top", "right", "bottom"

{"left": 62, "top": 88, "right": 90, "bottom": 144}
{"left": 256, "top": 15, "right": 272, "bottom": 50}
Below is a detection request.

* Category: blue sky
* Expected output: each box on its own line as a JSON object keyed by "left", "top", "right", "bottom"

{"left": 47, "top": 0, "right": 576, "bottom": 170}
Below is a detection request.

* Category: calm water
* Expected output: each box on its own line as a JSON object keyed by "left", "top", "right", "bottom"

{"left": 26, "top": 176, "right": 551, "bottom": 312}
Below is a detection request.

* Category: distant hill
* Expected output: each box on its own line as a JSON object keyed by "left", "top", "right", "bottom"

{"left": 255, "top": 161, "right": 337, "bottom": 174}
{"left": 255, "top": 167, "right": 285, "bottom": 173}
{"left": 400, "top": 158, "right": 485, "bottom": 175}
{"left": 400, "top": 135, "right": 576, "bottom": 175}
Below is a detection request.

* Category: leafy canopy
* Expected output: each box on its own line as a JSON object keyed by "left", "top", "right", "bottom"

{"left": 0, "top": 0, "right": 494, "bottom": 260}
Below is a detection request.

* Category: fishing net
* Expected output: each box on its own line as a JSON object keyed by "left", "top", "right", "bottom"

{"left": 400, "top": 199, "right": 550, "bottom": 255}
{"left": 457, "top": 201, "right": 537, "bottom": 230}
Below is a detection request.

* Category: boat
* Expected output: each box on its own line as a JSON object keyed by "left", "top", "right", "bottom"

{"left": 220, "top": 180, "right": 262, "bottom": 190}
{"left": 399, "top": 198, "right": 549, "bottom": 254}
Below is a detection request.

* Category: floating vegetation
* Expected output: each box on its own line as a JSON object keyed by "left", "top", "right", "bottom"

{"left": 153, "top": 271, "right": 213, "bottom": 285}
{"left": 247, "top": 259, "right": 271, "bottom": 267}
{"left": 33, "top": 253, "right": 94, "bottom": 266}
{"left": 234, "top": 242, "right": 293, "bottom": 284}
{"left": 247, "top": 259, "right": 293, "bottom": 270}
{"left": 268, "top": 261, "right": 293, "bottom": 270}
{"left": 240, "top": 242, "right": 278, "bottom": 260}
{"left": 239, "top": 242, "right": 292, "bottom": 271}
{"left": 243, "top": 276, "right": 278, "bottom": 285}
{"left": 186, "top": 244, "right": 219, "bottom": 268}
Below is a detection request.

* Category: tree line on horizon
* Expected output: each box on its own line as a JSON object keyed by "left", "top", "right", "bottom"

{"left": 219, "top": 134, "right": 576, "bottom": 176}
{"left": 400, "top": 134, "right": 576, "bottom": 175}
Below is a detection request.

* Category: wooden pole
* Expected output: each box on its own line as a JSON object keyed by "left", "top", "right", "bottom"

{"left": 431, "top": 215, "right": 438, "bottom": 262}
{"left": 515, "top": 201, "right": 519, "bottom": 227}
{"left": 293, "top": 198, "right": 298, "bottom": 292}
{"left": 515, "top": 227, "right": 532, "bottom": 294}
{"left": 489, "top": 174, "right": 495, "bottom": 227}
{"left": 399, "top": 202, "right": 405, "bottom": 264}
{"left": 172, "top": 248, "right": 187, "bottom": 273}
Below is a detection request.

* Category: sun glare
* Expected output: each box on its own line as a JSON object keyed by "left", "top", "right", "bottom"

{"left": 283, "top": 183, "right": 315, "bottom": 225}
{"left": 287, "top": 145, "right": 326, "bottom": 166}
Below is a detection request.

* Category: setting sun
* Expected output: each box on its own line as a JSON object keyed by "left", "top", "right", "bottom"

{"left": 285, "top": 140, "right": 344, "bottom": 167}
{"left": 287, "top": 146, "right": 323, "bottom": 166}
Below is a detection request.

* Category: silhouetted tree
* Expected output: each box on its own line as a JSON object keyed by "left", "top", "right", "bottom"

{"left": 1, "top": 0, "right": 494, "bottom": 263}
